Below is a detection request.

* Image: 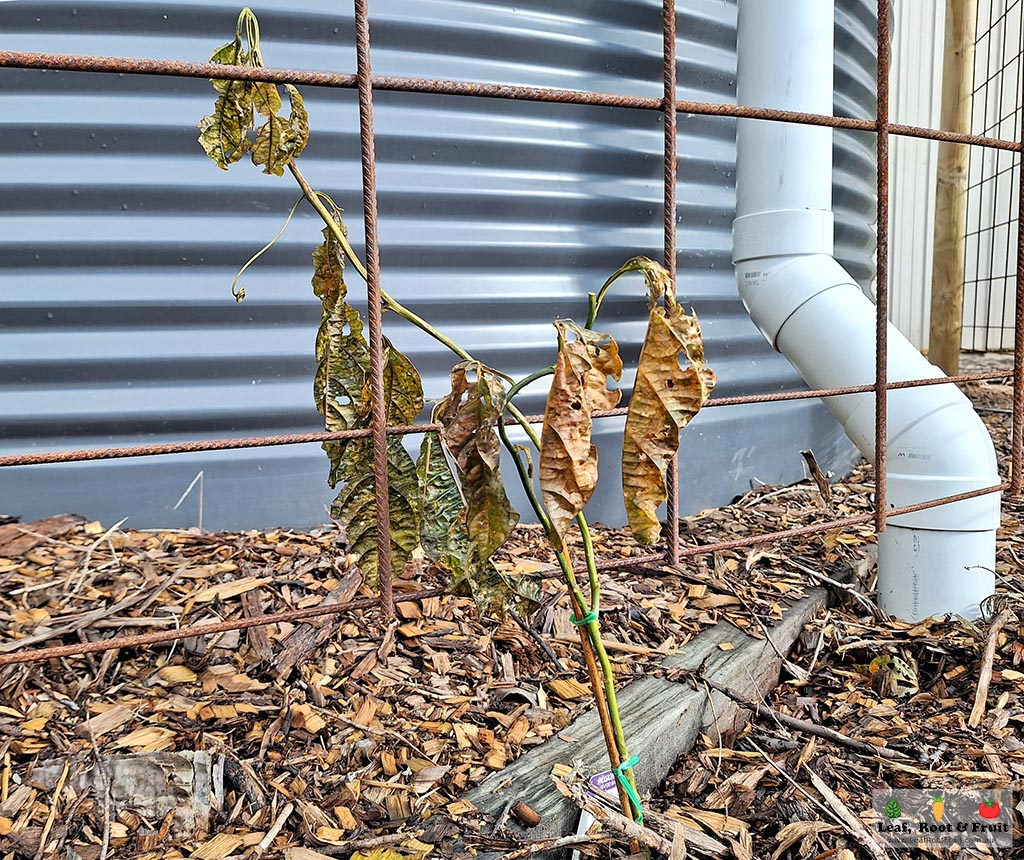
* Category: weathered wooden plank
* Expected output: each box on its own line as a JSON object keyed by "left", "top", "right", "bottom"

{"left": 29, "top": 751, "right": 220, "bottom": 838}
{"left": 465, "top": 587, "right": 828, "bottom": 845}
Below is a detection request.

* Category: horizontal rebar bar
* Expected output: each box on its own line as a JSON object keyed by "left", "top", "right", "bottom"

{"left": 0, "top": 587, "right": 444, "bottom": 668}
{"left": 0, "top": 372, "right": 1008, "bottom": 469}
{"left": 0, "top": 50, "right": 1019, "bottom": 152}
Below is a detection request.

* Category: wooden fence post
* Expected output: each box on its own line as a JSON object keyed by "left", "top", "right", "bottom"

{"left": 928, "top": 0, "right": 978, "bottom": 374}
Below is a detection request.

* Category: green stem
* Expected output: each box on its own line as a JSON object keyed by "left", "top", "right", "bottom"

{"left": 577, "top": 515, "right": 600, "bottom": 615}
{"left": 585, "top": 255, "right": 672, "bottom": 328}
{"left": 290, "top": 162, "right": 474, "bottom": 363}
{"left": 507, "top": 365, "right": 555, "bottom": 402}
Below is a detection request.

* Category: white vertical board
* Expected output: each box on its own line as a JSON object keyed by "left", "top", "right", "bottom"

{"left": 889, "top": 0, "right": 945, "bottom": 351}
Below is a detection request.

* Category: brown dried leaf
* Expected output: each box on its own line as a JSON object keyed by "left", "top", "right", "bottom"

{"left": 623, "top": 300, "right": 715, "bottom": 544}
{"left": 539, "top": 320, "right": 622, "bottom": 538}
{"left": 435, "top": 362, "right": 519, "bottom": 561}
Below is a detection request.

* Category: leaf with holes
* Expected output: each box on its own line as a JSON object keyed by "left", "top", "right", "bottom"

{"left": 435, "top": 363, "right": 519, "bottom": 561}
{"left": 622, "top": 300, "right": 715, "bottom": 544}
{"left": 332, "top": 438, "right": 421, "bottom": 585}
{"left": 539, "top": 320, "right": 622, "bottom": 538}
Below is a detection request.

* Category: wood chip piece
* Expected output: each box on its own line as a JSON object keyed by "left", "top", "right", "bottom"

{"left": 192, "top": 832, "right": 246, "bottom": 859}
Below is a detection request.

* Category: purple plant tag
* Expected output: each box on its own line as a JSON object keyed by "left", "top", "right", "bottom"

{"left": 588, "top": 770, "right": 617, "bottom": 796}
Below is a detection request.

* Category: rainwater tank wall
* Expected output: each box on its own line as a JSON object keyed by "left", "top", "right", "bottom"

{"left": 0, "top": 0, "right": 878, "bottom": 530}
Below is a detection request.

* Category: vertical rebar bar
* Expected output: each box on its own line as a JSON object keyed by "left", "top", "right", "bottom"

{"left": 663, "top": 0, "right": 681, "bottom": 565}
{"left": 1011, "top": 67, "right": 1024, "bottom": 494}
{"left": 874, "top": 1, "right": 892, "bottom": 532}
{"left": 353, "top": 0, "right": 394, "bottom": 619}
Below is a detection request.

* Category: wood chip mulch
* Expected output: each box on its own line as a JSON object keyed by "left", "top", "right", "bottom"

{"left": 0, "top": 354, "right": 1019, "bottom": 859}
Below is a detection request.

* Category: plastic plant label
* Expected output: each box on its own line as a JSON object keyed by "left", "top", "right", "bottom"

{"left": 589, "top": 769, "right": 618, "bottom": 799}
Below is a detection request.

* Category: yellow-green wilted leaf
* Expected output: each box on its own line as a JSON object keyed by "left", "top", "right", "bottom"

{"left": 417, "top": 431, "right": 465, "bottom": 563}
{"left": 539, "top": 320, "right": 622, "bottom": 538}
{"left": 376, "top": 339, "right": 424, "bottom": 426}
{"left": 251, "top": 81, "right": 282, "bottom": 117}
{"left": 251, "top": 83, "right": 308, "bottom": 175}
{"left": 435, "top": 362, "right": 519, "bottom": 561}
{"left": 622, "top": 303, "right": 715, "bottom": 544}
{"left": 198, "top": 83, "right": 255, "bottom": 169}
{"left": 311, "top": 222, "right": 370, "bottom": 484}
{"left": 251, "top": 111, "right": 288, "bottom": 176}
{"left": 417, "top": 432, "right": 535, "bottom": 615}
{"left": 197, "top": 32, "right": 256, "bottom": 169}
{"left": 209, "top": 39, "right": 247, "bottom": 91}
{"left": 283, "top": 85, "right": 310, "bottom": 155}
{"left": 312, "top": 218, "right": 347, "bottom": 309}
{"left": 331, "top": 438, "right": 420, "bottom": 585}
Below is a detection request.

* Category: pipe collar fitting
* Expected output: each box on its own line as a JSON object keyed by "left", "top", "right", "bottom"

{"left": 735, "top": 254, "right": 857, "bottom": 347}
{"left": 733, "top": 209, "right": 834, "bottom": 263}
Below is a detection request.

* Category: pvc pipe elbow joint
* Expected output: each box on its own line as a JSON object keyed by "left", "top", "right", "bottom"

{"left": 732, "top": 0, "right": 1000, "bottom": 620}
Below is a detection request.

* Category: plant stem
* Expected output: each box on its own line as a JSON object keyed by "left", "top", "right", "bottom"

{"left": 577, "top": 515, "right": 601, "bottom": 613}
{"left": 494, "top": 416, "right": 628, "bottom": 814}
{"left": 290, "top": 162, "right": 473, "bottom": 362}
{"left": 585, "top": 255, "right": 674, "bottom": 328}
{"left": 501, "top": 377, "right": 638, "bottom": 821}
{"left": 290, "top": 157, "right": 639, "bottom": 820}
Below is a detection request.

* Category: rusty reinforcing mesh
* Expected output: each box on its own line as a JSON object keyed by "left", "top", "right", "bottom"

{"left": 0, "top": 0, "right": 1022, "bottom": 667}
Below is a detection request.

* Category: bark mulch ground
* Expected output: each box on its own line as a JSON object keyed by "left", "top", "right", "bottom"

{"left": 0, "top": 356, "right": 1019, "bottom": 859}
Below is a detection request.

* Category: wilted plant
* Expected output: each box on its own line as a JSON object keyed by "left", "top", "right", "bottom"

{"left": 198, "top": 7, "right": 715, "bottom": 823}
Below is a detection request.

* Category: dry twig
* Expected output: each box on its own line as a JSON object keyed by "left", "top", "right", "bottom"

{"left": 969, "top": 607, "right": 1015, "bottom": 728}
{"left": 698, "top": 674, "right": 910, "bottom": 761}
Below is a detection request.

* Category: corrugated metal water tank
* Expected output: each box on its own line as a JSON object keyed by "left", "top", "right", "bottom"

{"left": 0, "top": 0, "right": 878, "bottom": 530}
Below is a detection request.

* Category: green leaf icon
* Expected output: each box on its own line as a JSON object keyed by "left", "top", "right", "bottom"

{"left": 884, "top": 798, "right": 903, "bottom": 820}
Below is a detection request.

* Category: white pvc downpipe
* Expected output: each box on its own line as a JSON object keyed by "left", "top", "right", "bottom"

{"left": 733, "top": 0, "right": 1000, "bottom": 620}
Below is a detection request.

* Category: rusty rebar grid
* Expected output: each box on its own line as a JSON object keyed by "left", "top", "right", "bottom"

{"left": 0, "top": 588, "right": 445, "bottom": 669}
{"left": 873, "top": 0, "right": 892, "bottom": 532}
{"left": 663, "top": 0, "right": 681, "bottom": 566}
{"left": 0, "top": 4, "right": 1021, "bottom": 673}
{"left": 351, "top": 0, "right": 394, "bottom": 620}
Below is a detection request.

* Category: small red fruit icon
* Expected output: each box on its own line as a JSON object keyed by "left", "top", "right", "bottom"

{"left": 978, "top": 800, "right": 1001, "bottom": 819}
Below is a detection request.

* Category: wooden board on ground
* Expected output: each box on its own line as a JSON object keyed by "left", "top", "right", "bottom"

{"left": 465, "top": 586, "right": 829, "bottom": 845}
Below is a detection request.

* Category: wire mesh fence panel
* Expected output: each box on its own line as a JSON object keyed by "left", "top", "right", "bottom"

{"left": 964, "top": 0, "right": 1023, "bottom": 351}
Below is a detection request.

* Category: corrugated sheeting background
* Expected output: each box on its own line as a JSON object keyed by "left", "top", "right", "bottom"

{"left": 1, "top": 0, "right": 877, "bottom": 530}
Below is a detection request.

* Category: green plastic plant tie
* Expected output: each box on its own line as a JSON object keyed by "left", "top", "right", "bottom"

{"left": 569, "top": 609, "right": 598, "bottom": 626}
{"left": 613, "top": 754, "right": 643, "bottom": 823}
